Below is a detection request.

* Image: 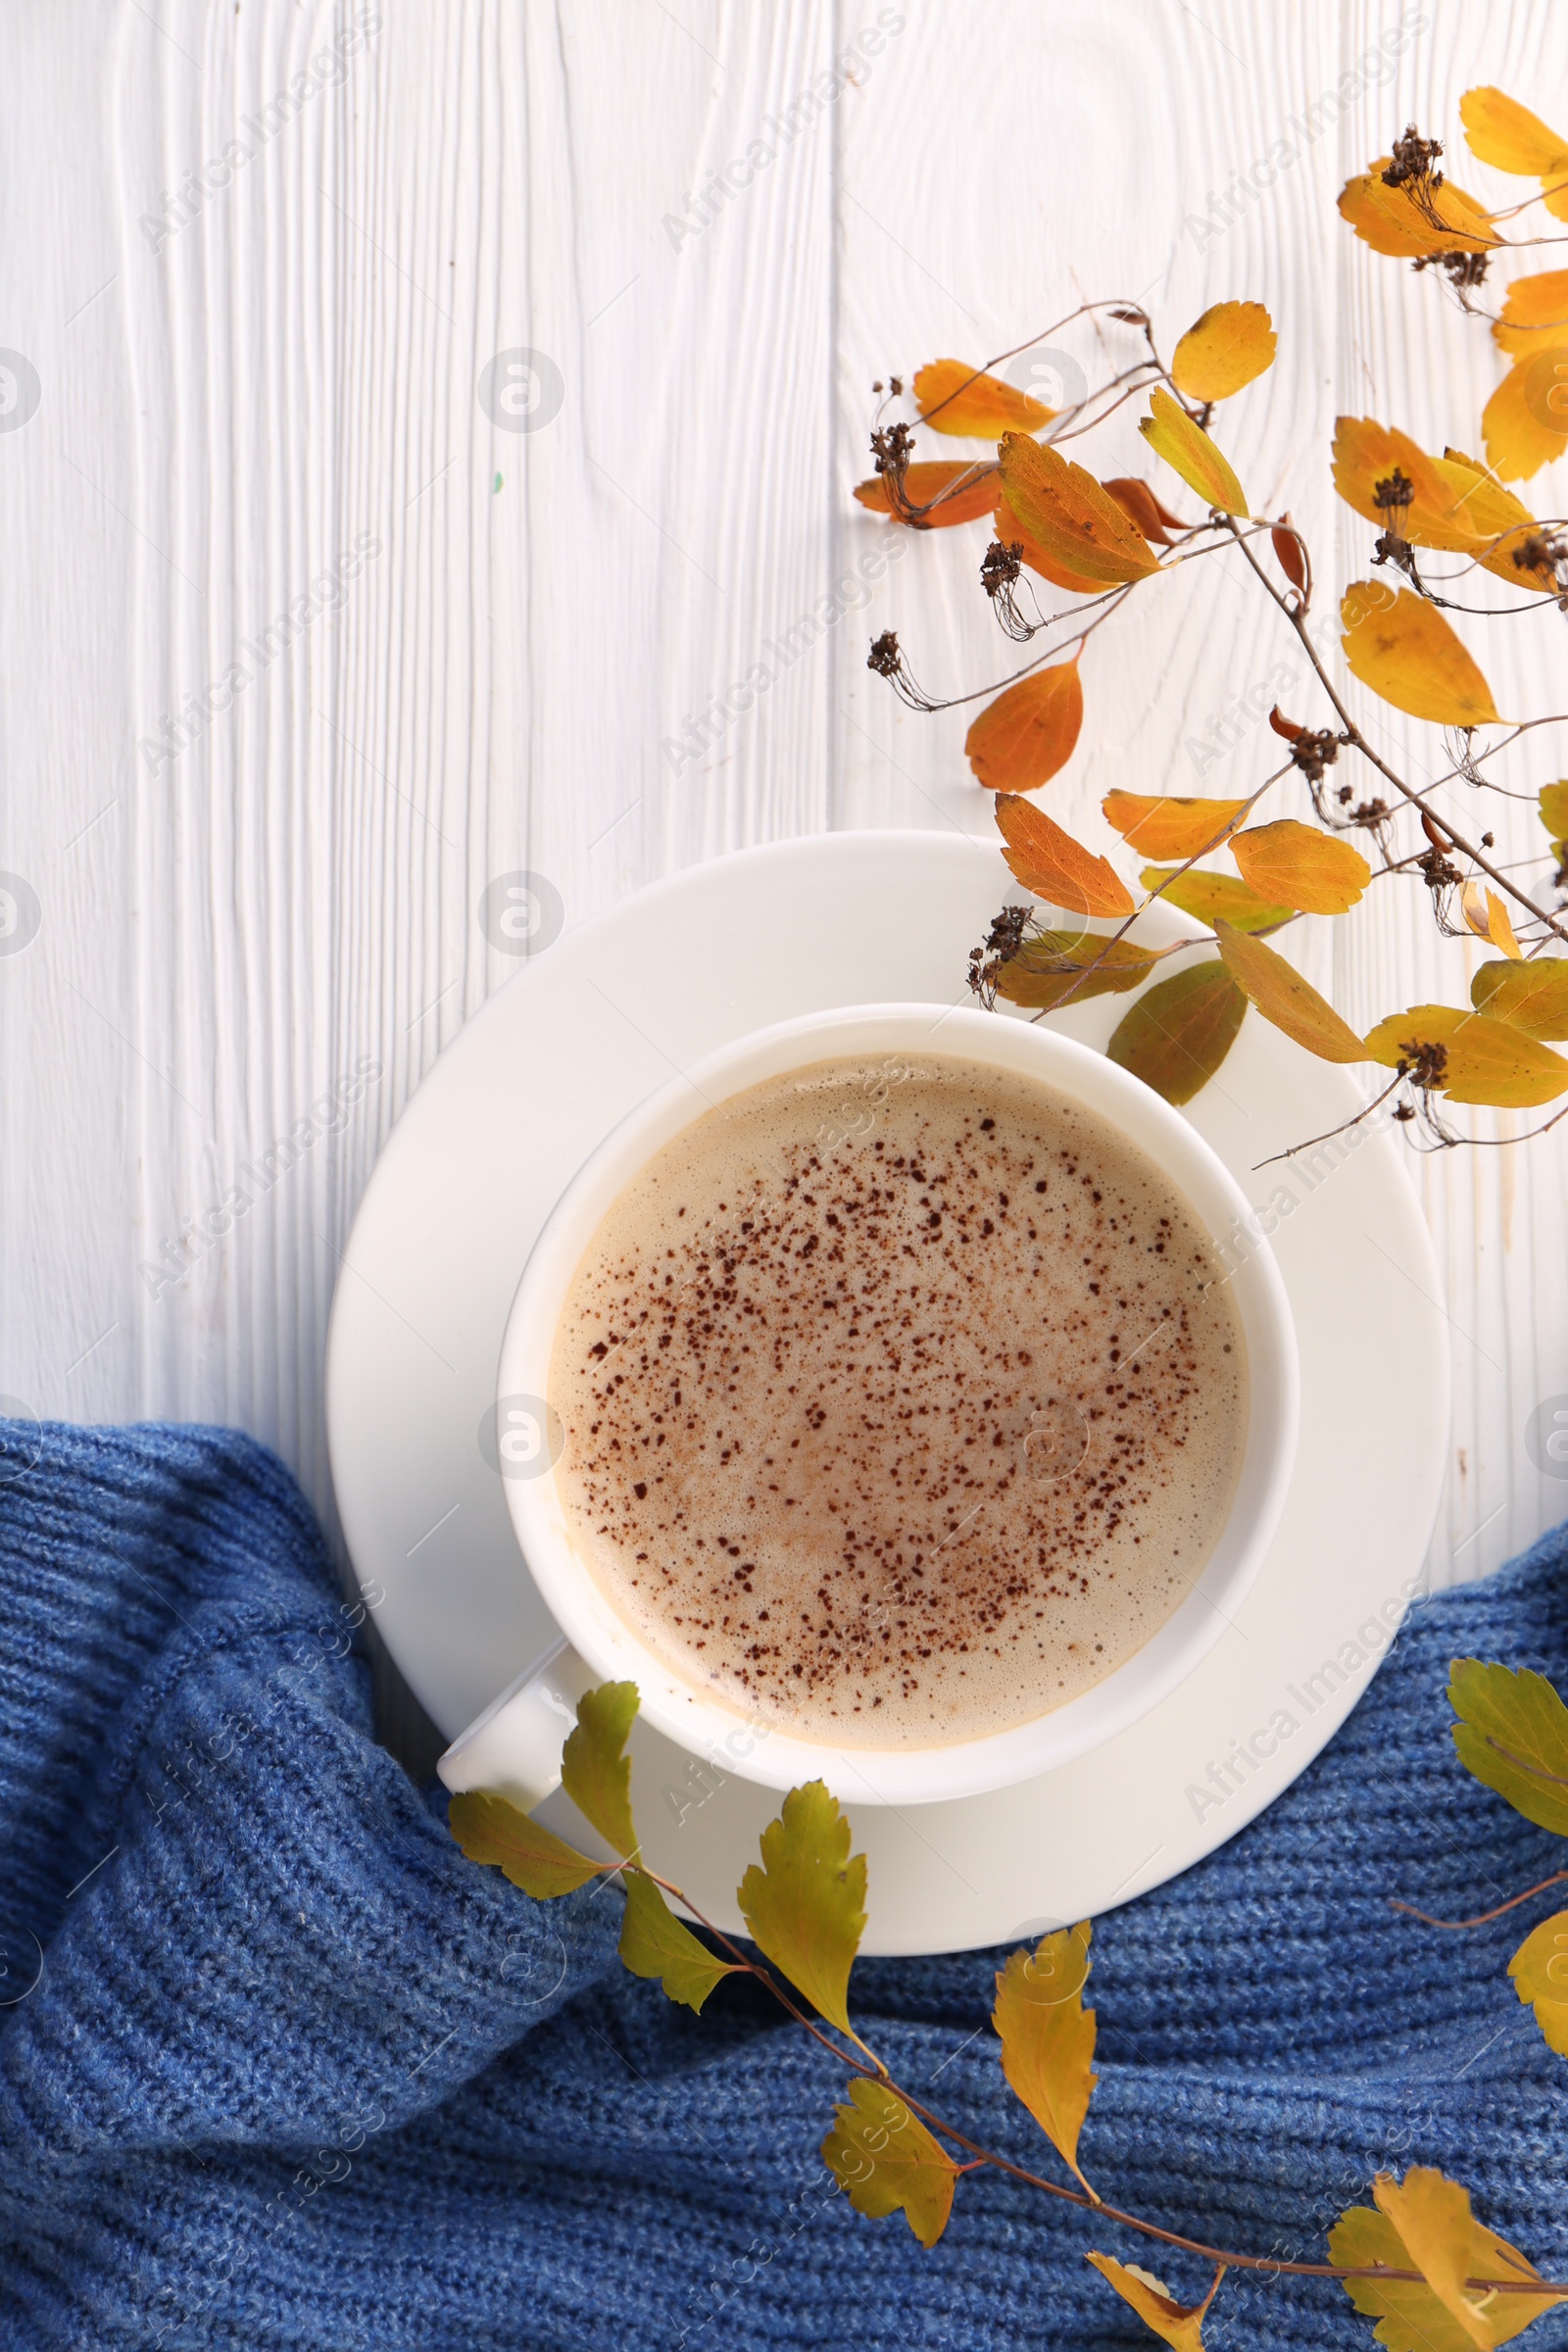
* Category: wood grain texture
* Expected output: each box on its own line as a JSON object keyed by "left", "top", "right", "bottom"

{"left": 0, "top": 0, "right": 1565, "bottom": 1654}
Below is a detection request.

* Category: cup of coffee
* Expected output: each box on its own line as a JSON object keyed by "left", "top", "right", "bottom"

{"left": 438, "top": 1004, "right": 1298, "bottom": 1809}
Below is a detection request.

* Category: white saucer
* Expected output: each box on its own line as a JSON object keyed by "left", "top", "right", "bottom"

{"left": 325, "top": 830, "right": 1447, "bottom": 1955}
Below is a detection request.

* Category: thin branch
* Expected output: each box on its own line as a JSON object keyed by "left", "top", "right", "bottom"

{"left": 1390, "top": 1870, "right": 1568, "bottom": 1930}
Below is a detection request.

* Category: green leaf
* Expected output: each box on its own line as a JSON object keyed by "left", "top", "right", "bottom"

{"left": 1471, "top": 956, "right": 1568, "bottom": 1040}
{"left": 1106, "top": 959, "right": 1248, "bottom": 1105}
{"left": 821, "top": 2078, "right": 957, "bottom": 2248}
{"left": 738, "top": 1781, "right": 867, "bottom": 2033}
{"left": 994, "top": 929, "right": 1161, "bottom": 1012}
{"left": 446, "top": 1788, "right": 603, "bottom": 1898}
{"left": 1449, "top": 1660, "right": 1568, "bottom": 1836}
{"left": 1140, "top": 864, "right": 1296, "bottom": 934}
{"left": 617, "top": 1868, "right": 742, "bottom": 2014}
{"left": 993, "top": 1924, "right": 1098, "bottom": 2191}
{"left": 561, "top": 1682, "right": 641, "bottom": 1857}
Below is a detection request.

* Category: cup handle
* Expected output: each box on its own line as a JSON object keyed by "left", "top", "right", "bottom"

{"left": 436, "top": 1635, "right": 598, "bottom": 1811}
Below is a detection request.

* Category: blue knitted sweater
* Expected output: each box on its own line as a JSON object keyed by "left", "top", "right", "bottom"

{"left": 1, "top": 1419, "right": 1565, "bottom": 2350}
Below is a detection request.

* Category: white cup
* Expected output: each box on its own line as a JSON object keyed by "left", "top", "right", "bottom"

{"left": 438, "top": 1004, "right": 1298, "bottom": 1811}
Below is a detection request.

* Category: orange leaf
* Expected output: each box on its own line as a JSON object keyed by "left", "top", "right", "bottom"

{"left": 1102, "top": 477, "right": 1181, "bottom": 544}
{"left": 1271, "top": 518, "right": 1309, "bottom": 598}
{"left": 996, "top": 495, "right": 1114, "bottom": 595}
{"left": 1483, "top": 350, "right": 1568, "bottom": 481}
{"left": 1170, "top": 300, "right": 1275, "bottom": 401}
{"left": 1460, "top": 878, "right": 1524, "bottom": 960}
{"left": 854, "top": 461, "right": 999, "bottom": 528}
{"left": 1461, "top": 87, "right": 1568, "bottom": 216}
{"left": 1231, "top": 819, "right": 1370, "bottom": 915}
{"left": 1338, "top": 160, "right": 1495, "bottom": 257}
{"left": 1364, "top": 1004, "right": 1568, "bottom": 1107}
{"left": 995, "top": 794, "right": 1135, "bottom": 918}
{"left": 1139, "top": 387, "right": 1247, "bottom": 515}
{"left": 997, "top": 432, "right": 1160, "bottom": 587}
{"left": 1340, "top": 581, "right": 1500, "bottom": 727}
{"left": 1333, "top": 418, "right": 1489, "bottom": 552}
{"left": 913, "top": 359, "right": 1054, "bottom": 438}
{"left": 965, "top": 662, "right": 1084, "bottom": 793}
{"left": 1102, "top": 792, "right": 1247, "bottom": 860}
{"left": 1215, "top": 923, "right": 1366, "bottom": 1063}
{"left": 1494, "top": 271, "right": 1568, "bottom": 357}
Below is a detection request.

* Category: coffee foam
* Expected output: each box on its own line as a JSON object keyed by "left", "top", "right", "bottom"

{"left": 549, "top": 1054, "right": 1246, "bottom": 1749}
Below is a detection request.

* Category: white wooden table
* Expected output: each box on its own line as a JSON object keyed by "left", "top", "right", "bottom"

{"left": 4, "top": 0, "right": 1566, "bottom": 1747}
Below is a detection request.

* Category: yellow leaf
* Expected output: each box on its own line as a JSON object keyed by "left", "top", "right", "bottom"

{"left": 1139, "top": 386, "right": 1248, "bottom": 515}
{"left": 561, "top": 1683, "right": 641, "bottom": 1858}
{"left": 1231, "top": 819, "right": 1370, "bottom": 915}
{"left": 1483, "top": 350, "right": 1568, "bottom": 481}
{"left": 995, "top": 491, "right": 1115, "bottom": 595}
{"left": 1086, "top": 2254, "right": 1224, "bottom": 2351}
{"left": 913, "top": 358, "right": 1054, "bottom": 438}
{"left": 1494, "top": 272, "right": 1568, "bottom": 357}
{"left": 1214, "top": 923, "right": 1366, "bottom": 1063}
{"left": 992, "top": 1925, "right": 1098, "bottom": 2189}
{"left": 822, "top": 2079, "right": 957, "bottom": 2248}
{"left": 1449, "top": 1660, "right": 1568, "bottom": 1837}
{"left": 993, "top": 929, "right": 1161, "bottom": 1012}
{"left": 1170, "top": 300, "right": 1276, "bottom": 401}
{"left": 1102, "top": 792, "right": 1248, "bottom": 860}
{"left": 1338, "top": 161, "right": 1495, "bottom": 257}
{"left": 1510, "top": 1908, "right": 1568, "bottom": 2059}
{"left": 1472, "top": 956, "right": 1568, "bottom": 1038}
{"left": 996, "top": 793, "right": 1136, "bottom": 918}
{"left": 1461, "top": 87, "right": 1568, "bottom": 207}
{"left": 1332, "top": 2173, "right": 1564, "bottom": 2351}
{"left": 1106, "top": 959, "right": 1248, "bottom": 1107}
{"left": 853, "top": 460, "right": 999, "bottom": 527}
{"left": 997, "top": 432, "right": 1161, "bottom": 586}
{"left": 617, "top": 1869, "right": 742, "bottom": 2014}
{"left": 446, "top": 1789, "right": 603, "bottom": 1899}
{"left": 1141, "top": 864, "right": 1295, "bottom": 934}
{"left": 1431, "top": 451, "right": 1552, "bottom": 588}
{"left": 964, "top": 661, "right": 1084, "bottom": 792}
{"left": 1340, "top": 581, "right": 1500, "bottom": 727}
{"left": 1459, "top": 879, "right": 1524, "bottom": 959}
{"left": 1333, "top": 417, "right": 1491, "bottom": 551}
{"left": 1363, "top": 1004, "right": 1568, "bottom": 1107}
{"left": 1542, "top": 781, "right": 1568, "bottom": 854}
{"left": 738, "top": 1781, "right": 867, "bottom": 2034}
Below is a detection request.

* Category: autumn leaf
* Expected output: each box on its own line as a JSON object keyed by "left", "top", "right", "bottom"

{"left": 1340, "top": 582, "right": 1500, "bottom": 728}
{"left": 1102, "top": 476, "right": 1183, "bottom": 545}
{"left": 738, "top": 1781, "right": 867, "bottom": 2034}
{"left": 1140, "top": 864, "right": 1295, "bottom": 934}
{"left": 1214, "top": 923, "right": 1366, "bottom": 1063}
{"left": 1461, "top": 87, "right": 1568, "bottom": 217}
{"left": 854, "top": 460, "right": 999, "bottom": 527}
{"left": 1139, "top": 386, "right": 1248, "bottom": 515}
{"left": 1272, "top": 518, "right": 1309, "bottom": 599}
{"left": 1107, "top": 960, "right": 1248, "bottom": 1106}
{"left": 617, "top": 1868, "right": 741, "bottom": 2014}
{"left": 993, "top": 1924, "right": 1098, "bottom": 2190}
{"left": 1494, "top": 271, "right": 1568, "bottom": 358}
{"left": 822, "top": 2079, "right": 957, "bottom": 2248}
{"left": 1472, "top": 956, "right": 1568, "bottom": 1039}
{"left": 1449, "top": 1660, "right": 1568, "bottom": 1836}
{"left": 998, "top": 431, "right": 1161, "bottom": 586}
{"left": 993, "top": 930, "right": 1161, "bottom": 1012}
{"left": 1363, "top": 1005, "right": 1568, "bottom": 1107}
{"left": 1086, "top": 2255, "right": 1224, "bottom": 2351}
{"left": 446, "top": 1788, "right": 604, "bottom": 1899}
{"left": 1102, "top": 792, "right": 1248, "bottom": 860}
{"left": 561, "top": 1682, "right": 641, "bottom": 1857}
{"left": 1510, "top": 1909, "right": 1568, "bottom": 2060}
{"left": 1542, "top": 781, "right": 1568, "bottom": 858}
{"left": 913, "top": 359, "right": 1054, "bottom": 437}
{"left": 1331, "top": 419, "right": 1545, "bottom": 583}
{"left": 1483, "top": 350, "right": 1568, "bottom": 482}
{"left": 995, "top": 492, "right": 1115, "bottom": 595}
{"left": 996, "top": 794, "right": 1136, "bottom": 918}
{"left": 1433, "top": 450, "right": 1552, "bottom": 587}
{"left": 965, "top": 661, "right": 1084, "bottom": 792}
{"left": 1459, "top": 879, "right": 1524, "bottom": 961}
{"left": 1337, "top": 160, "right": 1495, "bottom": 258}
{"left": 1170, "top": 299, "right": 1276, "bottom": 401}
{"left": 1332, "top": 2172, "right": 1563, "bottom": 2351}
{"left": 1231, "top": 819, "right": 1370, "bottom": 915}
